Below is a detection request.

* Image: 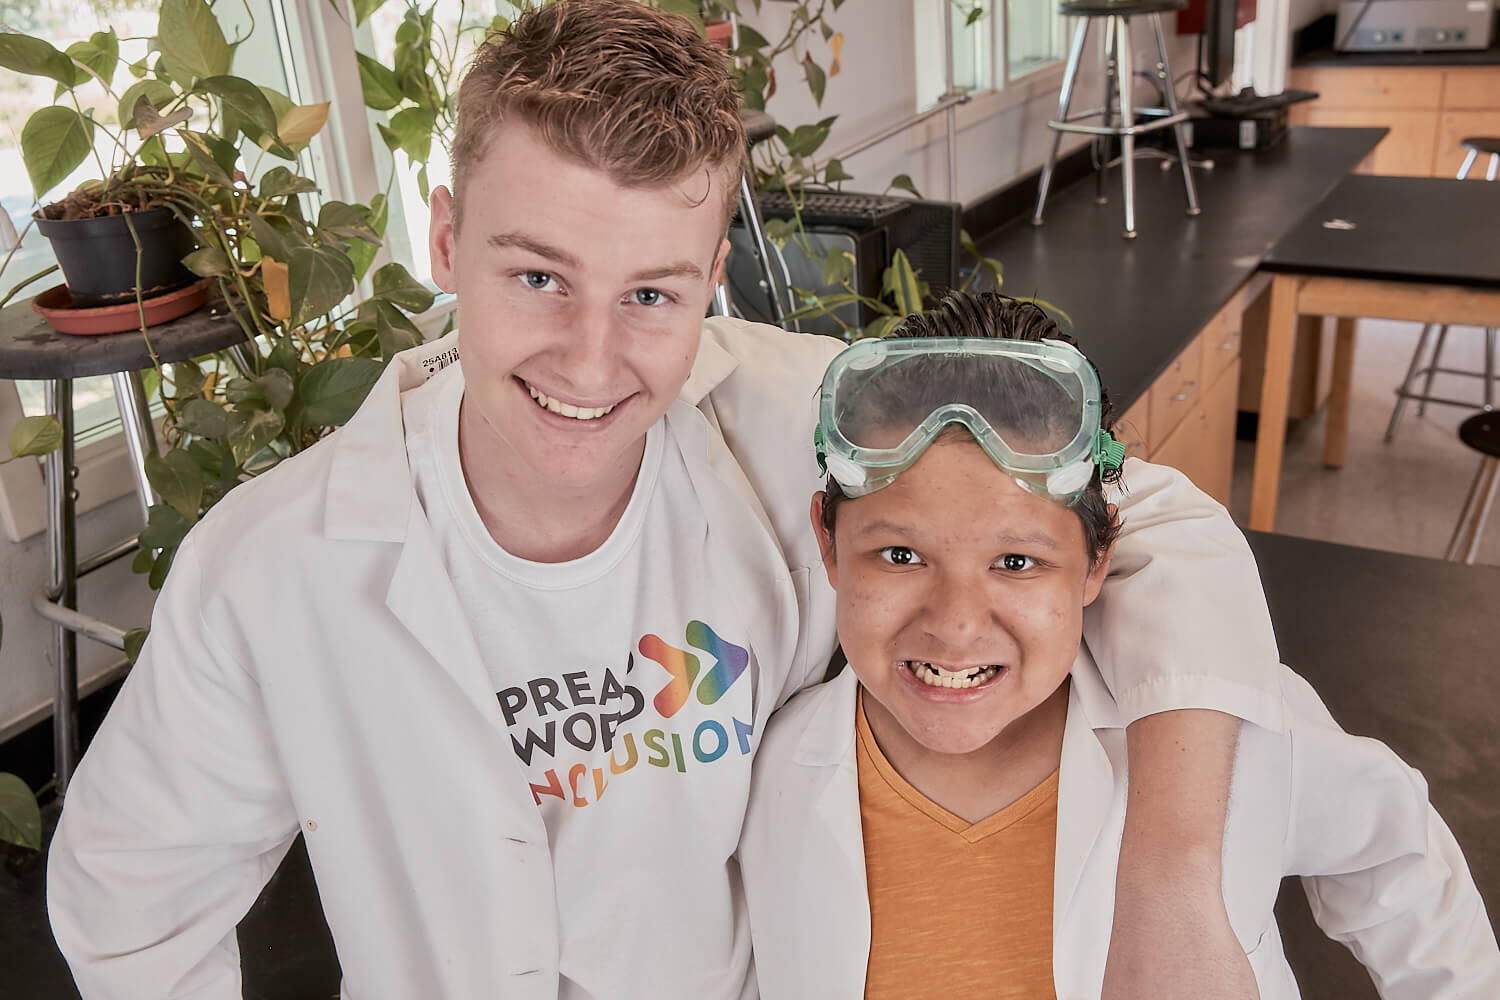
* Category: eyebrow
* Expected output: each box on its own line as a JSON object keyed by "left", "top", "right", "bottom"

{"left": 487, "top": 231, "right": 703, "bottom": 282}
{"left": 852, "top": 519, "right": 1061, "bottom": 550}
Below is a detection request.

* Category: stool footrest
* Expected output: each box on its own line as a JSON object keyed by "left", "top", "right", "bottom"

{"left": 1049, "top": 109, "right": 1189, "bottom": 138}
{"left": 33, "top": 595, "right": 128, "bottom": 651}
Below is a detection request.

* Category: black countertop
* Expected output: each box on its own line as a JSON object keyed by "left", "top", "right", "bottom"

{"left": 975, "top": 126, "right": 1386, "bottom": 410}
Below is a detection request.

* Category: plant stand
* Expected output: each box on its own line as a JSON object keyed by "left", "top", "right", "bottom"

{"left": 0, "top": 294, "right": 251, "bottom": 794}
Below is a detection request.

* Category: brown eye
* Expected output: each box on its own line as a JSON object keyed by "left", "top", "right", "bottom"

{"left": 1000, "top": 554, "right": 1035, "bottom": 572}
{"left": 880, "top": 546, "right": 920, "bottom": 566}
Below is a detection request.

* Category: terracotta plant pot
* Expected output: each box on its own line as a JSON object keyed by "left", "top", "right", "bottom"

{"left": 32, "top": 277, "right": 214, "bottom": 336}
{"left": 705, "top": 18, "right": 733, "bottom": 51}
{"left": 33, "top": 205, "right": 198, "bottom": 309}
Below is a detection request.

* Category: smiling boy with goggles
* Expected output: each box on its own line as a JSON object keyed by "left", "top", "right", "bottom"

{"left": 815, "top": 336, "right": 1126, "bottom": 502}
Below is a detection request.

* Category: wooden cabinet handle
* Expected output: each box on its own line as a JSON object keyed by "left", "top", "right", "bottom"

{"left": 1170, "top": 380, "right": 1198, "bottom": 401}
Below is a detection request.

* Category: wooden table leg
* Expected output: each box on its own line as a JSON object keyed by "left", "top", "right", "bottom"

{"left": 1323, "top": 316, "right": 1358, "bottom": 468}
{"left": 1250, "top": 274, "right": 1301, "bottom": 532}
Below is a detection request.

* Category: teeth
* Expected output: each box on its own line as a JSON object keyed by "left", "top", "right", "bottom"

{"left": 907, "top": 661, "right": 1000, "bottom": 690}
{"left": 527, "top": 382, "right": 617, "bottom": 421}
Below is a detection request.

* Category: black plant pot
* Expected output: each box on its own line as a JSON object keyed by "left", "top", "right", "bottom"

{"left": 34, "top": 205, "right": 198, "bottom": 309}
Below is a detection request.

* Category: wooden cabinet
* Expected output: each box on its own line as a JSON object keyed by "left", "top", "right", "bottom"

{"left": 1115, "top": 281, "right": 1260, "bottom": 508}
{"left": 1289, "top": 65, "right": 1500, "bottom": 178}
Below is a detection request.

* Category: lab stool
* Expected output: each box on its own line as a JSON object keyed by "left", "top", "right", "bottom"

{"left": 1446, "top": 411, "right": 1500, "bottom": 564}
{"left": 712, "top": 109, "right": 789, "bottom": 325}
{"left": 0, "top": 293, "right": 250, "bottom": 793}
{"left": 1032, "top": 0, "right": 1200, "bottom": 239}
{"left": 1385, "top": 137, "right": 1499, "bottom": 443}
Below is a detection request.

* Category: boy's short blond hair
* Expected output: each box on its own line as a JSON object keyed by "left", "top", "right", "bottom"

{"left": 451, "top": 0, "right": 746, "bottom": 226}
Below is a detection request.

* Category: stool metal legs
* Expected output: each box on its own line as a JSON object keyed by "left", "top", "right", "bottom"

{"left": 1446, "top": 455, "right": 1498, "bottom": 564}
{"left": 112, "top": 370, "right": 158, "bottom": 521}
{"left": 713, "top": 169, "right": 788, "bottom": 325}
{"left": 1032, "top": 12, "right": 1197, "bottom": 238}
{"left": 42, "top": 379, "right": 80, "bottom": 794}
{"left": 1385, "top": 325, "right": 1498, "bottom": 442}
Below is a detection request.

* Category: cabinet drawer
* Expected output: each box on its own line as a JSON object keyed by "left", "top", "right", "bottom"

{"left": 1201, "top": 307, "right": 1242, "bottom": 385}
{"left": 1148, "top": 334, "right": 1204, "bottom": 445}
{"left": 1115, "top": 394, "right": 1151, "bottom": 460}
{"left": 1436, "top": 111, "right": 1500, "bottom": 178}
{"left": 1290, "top": 67, "right": 1443, "bottom": 109}
{"left": 1298, "top": 107, "right": 1438, "bottom": 176}
{"left": 1442, "top": 69, "right": 1500, "bottom": 110}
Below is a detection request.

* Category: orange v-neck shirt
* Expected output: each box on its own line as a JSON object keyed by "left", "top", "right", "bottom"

{"left": 856, "top": 692, "right": 1059, "bottom": 999}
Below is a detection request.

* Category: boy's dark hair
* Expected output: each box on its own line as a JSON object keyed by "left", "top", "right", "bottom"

{"left": 820, "top": 292, "right": 1123, "bottom": 567}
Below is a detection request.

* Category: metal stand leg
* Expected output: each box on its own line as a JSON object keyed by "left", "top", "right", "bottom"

{"left": 1097, "top": 22, "right": 1117, "bottom": 206}
{"left": 710, "top": 281, "right": 731, "bottom": 318}
{"left": 1152, "top": 13, "right": 1199, "bottom": 216}
{"left": 1457, "top": 148, "right": 1479, "bottom": 179}
{"left": 1419, "top": 325, "right": 1450, "bottom": 417}
{"left": 1484, "top": 328, "right": 1496, "bottom": 410}
{"left": 1446, "top": 456, "right": 1499, "bottom": 564}
{"left": 1385, "top": 323, "right": 1435, "bottom": 443}
{"left": 738, "top": 171, "right": 785, "bottom": 325}
{"left": 1116, "top": 16, "right": 1137, "bottom": 239}
{"left": 111, "top": 370, "right": 158, "bottom": 521}
{"left": 43, "top": 379, "right": 79, "bottom": 795}
{"left": 1033, "top": 18, "right": 1090, "bottom": 226}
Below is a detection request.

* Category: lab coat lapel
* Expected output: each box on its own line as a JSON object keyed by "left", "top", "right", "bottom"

{"left": 1053, "top": 651, "right": 1127, "bottom": 929}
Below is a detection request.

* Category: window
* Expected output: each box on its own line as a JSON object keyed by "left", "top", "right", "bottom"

{"left": 915, "top": 0, "right": 1067, "bottom": 109}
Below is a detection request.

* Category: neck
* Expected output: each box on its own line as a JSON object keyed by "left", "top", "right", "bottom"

{"left": 457, "top": 394, "right": 645, "bottom": 562}
{"left": 864, "top": 680, "right": 1070, "bottom": 825}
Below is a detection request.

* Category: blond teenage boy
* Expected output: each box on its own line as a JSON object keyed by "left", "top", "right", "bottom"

{"left": 53, "top": 2, "right": 1280, "bottom": 997}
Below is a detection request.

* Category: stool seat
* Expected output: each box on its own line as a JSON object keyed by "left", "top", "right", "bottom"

{"left": 1459, "top": 411, "right": 1500, "bottom": 457}
{"left": 741, "top": 109, "right": 776, "bottom": 147}
{"left": 0, "top": 292, "right": 247, "bottom": 380}
{"left": 1059, "top": 0, "right": 1186, "bottom": 15}
{"left": 1461, "top": 137, "right": 1500, "bottom": 157}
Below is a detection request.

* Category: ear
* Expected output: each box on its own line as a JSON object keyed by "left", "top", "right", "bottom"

{"left": 429, "top": 185, "right": 459, "bottom": 295}
{"left": 1081, "top": 503, "right": 1118, "bottom": 607}
{"left": 809, "top": 492, "right": 839, "bottom": 590}
{"left": 707, "top": 237, "right": 732, "bottom": 311}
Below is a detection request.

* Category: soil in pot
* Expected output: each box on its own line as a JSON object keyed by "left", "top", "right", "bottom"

{"left": 35, "top": 197, "right": 198, "bottom": 309}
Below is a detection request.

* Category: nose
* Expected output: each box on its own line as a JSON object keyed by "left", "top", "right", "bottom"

{"left": 922, "top": 569, "right": 999, "bottom": 654}
{"left": 558, "top": 299, "right": 622, "bottom": 395}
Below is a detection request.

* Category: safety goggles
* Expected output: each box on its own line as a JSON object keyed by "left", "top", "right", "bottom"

{"left": 814, "top": 336, "right": 1124, "bottom": 502}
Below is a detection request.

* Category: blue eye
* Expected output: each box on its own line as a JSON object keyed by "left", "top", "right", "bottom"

{"left": 999, "top": 554, "right": 1036, "bottom": 572}
{"left": 520, "top": 271, "right": 557, "bottom": 291}
{"left": 633, "top": 288, "right": 665, "bottom": 306}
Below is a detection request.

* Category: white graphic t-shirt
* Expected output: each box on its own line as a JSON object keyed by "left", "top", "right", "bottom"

{"left": 404, "top": 363, "right": 758, "bottom": 1000}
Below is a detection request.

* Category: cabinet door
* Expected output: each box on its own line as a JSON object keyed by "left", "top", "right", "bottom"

{"left": 1435, "top": 111, "right": 1500, "bottom": 179}
{"left": 1297, "top": 108, "right": 1438, "bottom": 176}
{"left": 1150, "top": 359, "right": 1241, "bottom": 508}
{"left": 1289, "top": 67, "right": 1444, "bottom": 109}
{"left": 1441, "top": 69, "right": 1500, "bottom": 110}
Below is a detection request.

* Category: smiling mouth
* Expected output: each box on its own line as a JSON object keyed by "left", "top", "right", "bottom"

{"left": 524, "top": 380, "right": 619, "bottom": 421}
{"left": 904, "top": 661, "right": 1003, "bottom": 690}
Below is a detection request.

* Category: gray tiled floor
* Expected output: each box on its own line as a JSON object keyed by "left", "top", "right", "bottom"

{"left": 1229, "top": 318, "right": 1499, "bottom": 567}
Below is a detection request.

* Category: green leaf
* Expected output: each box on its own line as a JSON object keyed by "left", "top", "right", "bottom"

{"left": 966, "top": 6, "right": 986, "bottom": 26}
{"left": 888, "top": 173, "right": 922, "bottom": 198}
{"left": 376, "top": 122, "right": 402, "bottom": 153}
{"left": 158, "top": 0, "right": 232, "bottom": 87}
{"left": 388, "top": 106, "right": 434, "bottom": 164}
{"left": 139, "top": 502, "right": 192, "bottom": 552}
{"left": 199, "top": 75, "right": 278, "bottom": 140}
{"left": 123, "top": 628, "right": 150, "bottom": 664}
{"left": 883, "top": 248, "right": 927, "bottom": 315}
{"left": 353, "top": 0, "right": 390, "bottom": 25}
{"left": 256, "top": 369, "right": 295, "bottom": 411}
{"left": 416, "top": 164, "right": 429, "bottom": 204}
{"left": 64, "top": 37, "right": 114, "bottom": 88}
{"left": 147, "top": 547, "right": 176, "bottom": 589}
{"left": 820, "top": 247, "right": 855, "bottom": 287}
{"left": 172, "top": 361, "right": 206, "bottom": 400}
{"left": 8, "top": 415, "right": 62, "bottom": 458}
{"left": 182, "top": 246, "right": 234, "bottom": 278}
{"left": 118, "top": 79, "right": 177, "bottom": 130}
{"left": 266, "top": 339, "right": 301, "bottom": 375}
{"left": 297, "top": 357, "right": 383, "bottom": 427}
{"left": 287, "top": 245, "right": 356, "bottom": 326}
{"left": 277, "top": 102, "right": 329, "bottom": 146}
{"left": 735, "top": 24, "right": 770, "bottom": 51}
{"left": 0, "top": 773, "right": 41, "bottom": 851}
{"left": 346, "top": 193, "right": 389, "bottom": 280}
{"left": 226, "top": 407, "right": 284, "bottom": 466}
{"left": 178, "top": 397, "right": 228, "bottom": 440}
{"left": 318, "top": 201, "right": 380, "bottom": 247}
{"left": 862, "top": 314, "right": 902, "bottom": 339}
{"left": 21, "top": 106, "right": 93, "bottom": 200}
{"left": 803, "top": 55, "right": 826, "bottom": 105}
{"left": 823, "top": 157, "right": 854, "bottom": 184}
{"left": 357, "top": 52, "right": 403, "bottom": 111}
{"left": 258, "top": 167, "right": 317, "bottom": 200}
{"left": 0, "top": 34, "right": 77, "bottom": 86}
{"left": 371, "top": 262, "right": 435, "bottom": 312}
{"left": 180, "top": 131, "right": 235, "bottom": 186}
{"left": 145, "top": 449, "right": 204, "bottom": 520}
{"left": 371, "top": 300, "right": 424, "bottom": 359}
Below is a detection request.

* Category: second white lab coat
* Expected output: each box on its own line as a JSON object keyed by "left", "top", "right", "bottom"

{"left": 739, "top": 661, "right": 1500, "bottom": 999}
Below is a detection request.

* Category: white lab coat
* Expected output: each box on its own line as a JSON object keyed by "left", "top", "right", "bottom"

{"left": 739, "top": 661, "right": 1500, "bottom": 1000}
{"left": 48, "top": 318, "right": 1286, "bottom": 998}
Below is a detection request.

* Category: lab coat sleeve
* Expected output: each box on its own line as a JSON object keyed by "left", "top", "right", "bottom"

{"left": 1282, "top": 669, "right": 1500, "bottom": 998}
{"left": 1084, "top": 457, "right": 1285, "bottom": 733}
{"left": 47, "top": 532, "right": 302, "bottom": 999}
